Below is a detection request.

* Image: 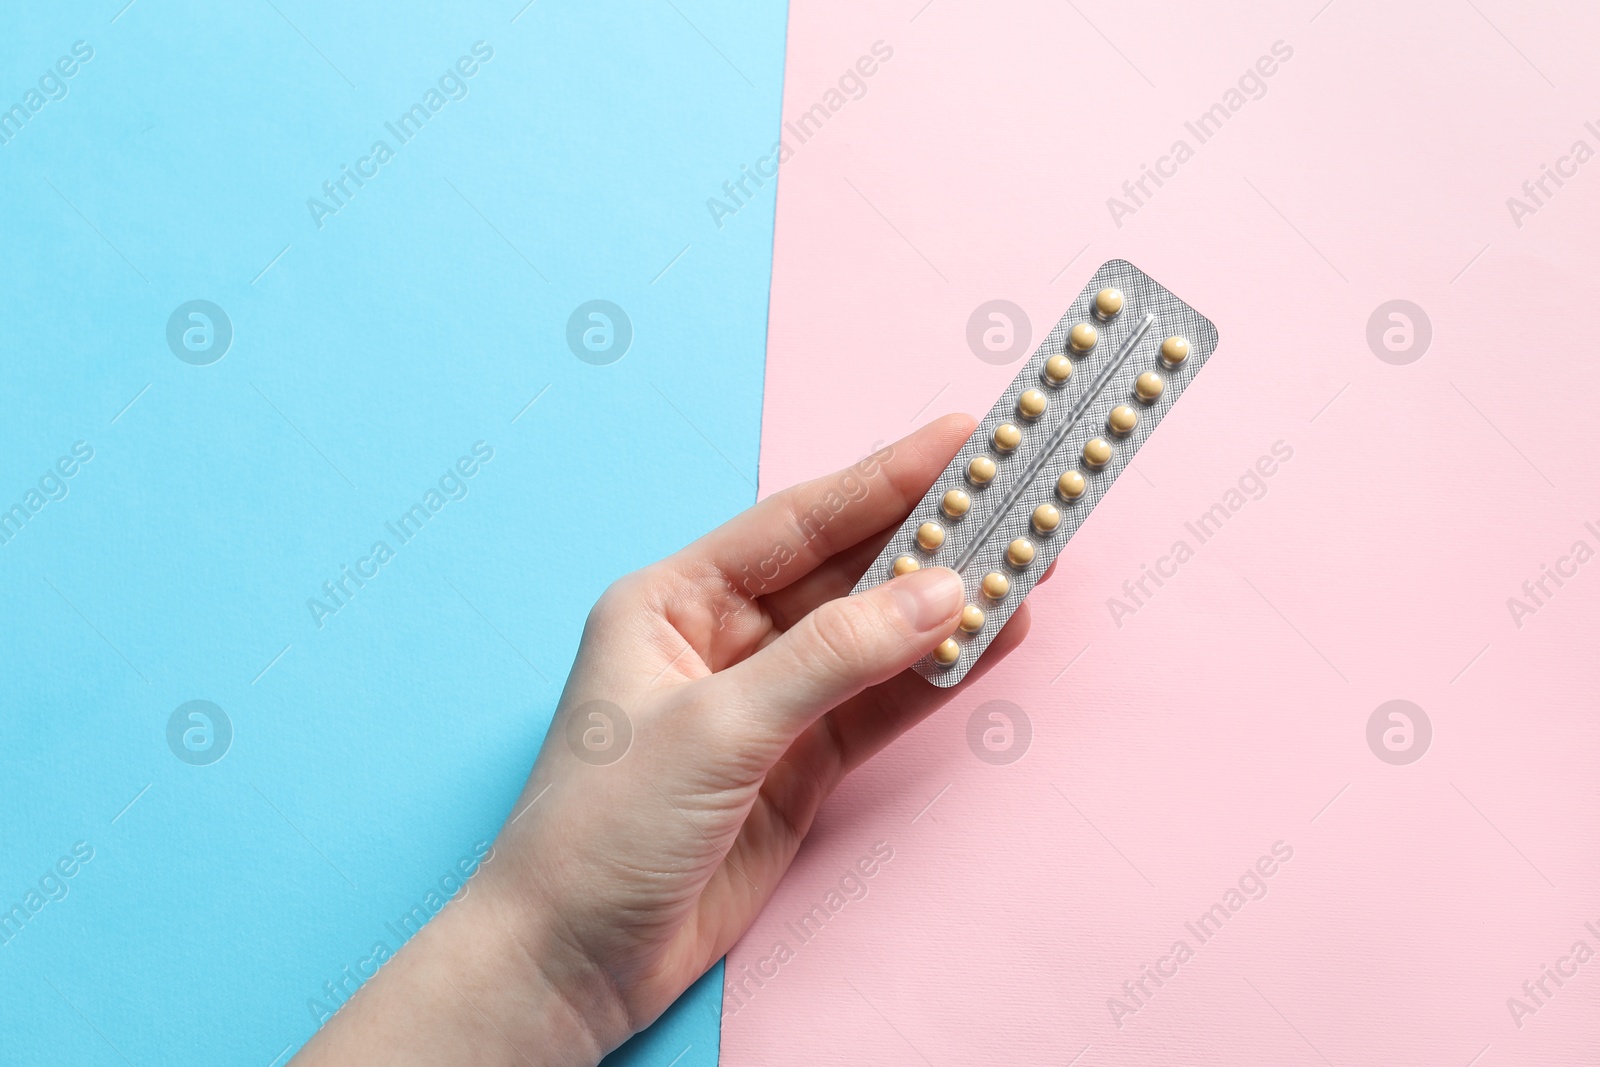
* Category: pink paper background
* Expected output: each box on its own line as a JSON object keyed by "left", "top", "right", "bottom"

{"left": 726, "top": 1, "right": 1600, "bottom": 1064}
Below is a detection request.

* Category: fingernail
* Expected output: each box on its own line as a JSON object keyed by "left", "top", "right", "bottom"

{"left": 889, "top": 567, "right": 964, "bottom": 631}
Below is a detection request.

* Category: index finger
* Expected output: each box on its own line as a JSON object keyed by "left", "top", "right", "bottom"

{"left": 666, "top": 413, "right": 976, "bottom": 598}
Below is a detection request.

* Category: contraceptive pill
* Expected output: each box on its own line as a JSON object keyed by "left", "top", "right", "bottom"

{"left": 1134, "top": 372, "right": 1164, "bottom": 403}
{"left": 1160, "top": 335, "right": 1190, "bottom": 367}
{"left": 1006, "top": 538, "right": 1035, "bottom": 568}
{"left": 1094, "top": 287, "right": 1124, "bottom": 319}
{"left": 852, "top": 259, "right": 1219, "bottom": 685}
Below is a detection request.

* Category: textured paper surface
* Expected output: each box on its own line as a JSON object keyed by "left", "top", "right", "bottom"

{"left": 0, "top": 2, "right": 786, "bottom": 1063}
{"left": 728, "top": 2, "right": 1600, "bottom": 1064}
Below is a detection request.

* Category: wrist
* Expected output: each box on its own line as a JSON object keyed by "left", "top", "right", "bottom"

{"left": 476, "top": 858, "right": 638, "bottom": 1062}
{"left": 291, "top": 873, "right": 629, "bottom": 1067}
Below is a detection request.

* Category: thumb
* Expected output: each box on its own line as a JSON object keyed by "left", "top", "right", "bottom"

{"left": 714, "top": 566, "right": 966, "bottom": 737}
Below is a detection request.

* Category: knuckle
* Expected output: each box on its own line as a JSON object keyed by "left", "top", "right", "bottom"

{"left": 799, "top": 600, "right": 875, "bottom": 676}
{"left": 585, "top": 571, "right": 644, "bottom": 632}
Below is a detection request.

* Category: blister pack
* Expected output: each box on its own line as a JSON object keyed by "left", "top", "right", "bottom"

{"left": 852, "top": 259, "right": 1219, "bottom": 686}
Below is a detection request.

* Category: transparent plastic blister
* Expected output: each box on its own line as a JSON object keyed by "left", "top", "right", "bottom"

{"left": 851, "top": 260, "right": 1219, "bottom": 686}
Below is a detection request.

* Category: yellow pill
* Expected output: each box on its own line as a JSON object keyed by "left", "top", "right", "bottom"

{"left": 1006, "top": 538, "right": 1036, "bottom": 568}
{"left": 1083, "top": 437, "right": 1112, "bottom": 468}
{"left": 1043, "top": 354, "right": 1073, "bottom": 387}
{"left": 1094, "top": 287, "right": 1124, "bottom": 320}
{"left": 933, "top": 638, "right": 961, "bottom": 666}
{"left": 1017, "top": 389, "right": 1047, "bottom": 420}
{"left": 1160, "top": 335, "right": 1190, "bottom": 367}
{"left": 1069, "top": 323, "right": 1098, "bottom": 353}
{"left": 1108, "top": 405, "right": 1138, "bottom": 436}
{"left": 967, "top": 456, "right": 996, "bottom": 485}
{"left": 1032, "top": 503, "right": 1061, "bottom": 535}
{"left": 916, "top": 522, "right": 945, "bottom": 552}
{"left": 941, "top": 489, "right": 971, "bottom": 519}
{"left": 892, "top": 555, "right": 920, "bottom": 577}
{"left": 993, "top": 423, "right": 1022, "bottom": 453}
{"left": 1057, "top": 470, "right": 1086, "bottom": 500}
{"left": 981, "top": 571, "right": 1010, "bottom": 599}
{"left": 1135, "top": 372, "right": 1164, "bottom": 403}
{"left": 960, "top": 604, "right": 985, "bottom": 633}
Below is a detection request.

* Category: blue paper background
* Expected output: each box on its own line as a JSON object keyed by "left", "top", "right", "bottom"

{"left": 0, "top": 1, "right": 786, "bottom": 1062}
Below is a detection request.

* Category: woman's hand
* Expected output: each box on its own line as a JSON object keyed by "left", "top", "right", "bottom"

{"left": 293, "top": 414, "right": 1035, "bottom": 1066}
